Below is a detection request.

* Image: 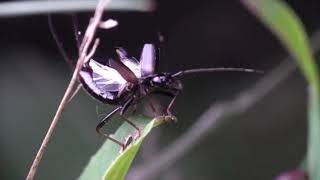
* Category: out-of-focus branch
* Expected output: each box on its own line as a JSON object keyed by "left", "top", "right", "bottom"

{"left": 128, "top": 31, "right": 320, "bottom": 180}
{"left": 25, "top": 1, "right": 109, "bottom": 180}
{"left": 0, "top": 0, "right": 155, "bottom": 17}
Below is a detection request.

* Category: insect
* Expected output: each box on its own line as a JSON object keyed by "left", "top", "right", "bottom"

{"left": 47, "top": 13, "right": 261, "bottom": 151}
{"left": 78, "top": 43, "right": 261, "bottom": 151}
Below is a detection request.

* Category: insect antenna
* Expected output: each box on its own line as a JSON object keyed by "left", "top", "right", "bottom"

{"left": 71, "top": 14, "right": 82, "bottom": 49}
{"left": 48, "top": 14, "right": 84, "bottom": 102}
{"left": 172, "top": 67, "right": 263, "bottom": 78}
{"left": 48, "top": 14, "right": 75, "bottom": 69}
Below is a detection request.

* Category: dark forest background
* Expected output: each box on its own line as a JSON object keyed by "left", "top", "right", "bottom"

{"left": 0, "top": 0, "right": 320, "bottom": 179}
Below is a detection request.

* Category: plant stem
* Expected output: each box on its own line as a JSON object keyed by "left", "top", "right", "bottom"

{"left": 25, "top": 0, "right": 108, "bottom": 179}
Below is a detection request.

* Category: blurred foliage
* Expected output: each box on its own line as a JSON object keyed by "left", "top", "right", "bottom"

{"left": 0, "top": 0, "right": 154, "bottom": 17}
{"left": 0, "top": 0, "right": 320, "bottom": 180}
{"left": 242, "top": 1, "right": 320, "bottom": 179}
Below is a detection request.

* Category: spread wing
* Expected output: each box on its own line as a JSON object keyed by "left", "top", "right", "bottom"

{"left": 115, "top": 47, "right": 141, "bottom": 78}
{"left": 89, "top": 59, "right": 127, "bottom": 92}
{"left": 110, "top": 44, "right": 156, "bottom": 81}
{"left": 108, "top": 57, "right": 139, "bottom": 83}
{"left": 139, "top": 44, "right": 156, "bottom": 76}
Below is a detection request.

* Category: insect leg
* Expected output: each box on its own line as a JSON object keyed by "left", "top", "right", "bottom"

{"left": 165, "top": 91, "right": 180, "bottom": 121}
{"left": 151, "top": 91, "right": 179, "bottom": 122}
{"left": 147, "top": 98, "right": 159, "bottom": 117}
{"left": 120, "top": 97, "right": 142, "bottom": 141}
{"left": 96, "top": 106, "right": 126, "bottom": 149}
{"left": 130, "top": 104, "right": 138, "bottom": 116}
{"left": 148, "top": 99, "right": 157, "bottom": 114}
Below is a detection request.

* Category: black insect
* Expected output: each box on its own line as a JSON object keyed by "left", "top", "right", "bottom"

{"left": 47, "top": 15, "right": 260, "bottom": 151}
{"left": 79, "top": 43, "right": 260, "bottom": 151}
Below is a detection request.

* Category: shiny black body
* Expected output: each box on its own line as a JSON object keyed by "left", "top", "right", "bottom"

{"left": 79, "top": 70, "right": 182, "bottom": 105}
{"left": 78, "top": 44, "right": 182, "bottom": 150}
{"left": 78, "top": 44, "right": 259, "bottom": 151}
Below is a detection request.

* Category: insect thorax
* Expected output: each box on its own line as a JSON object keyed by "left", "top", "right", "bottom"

{"left": 140, "top": 73, "right": 183, "bottom": 96}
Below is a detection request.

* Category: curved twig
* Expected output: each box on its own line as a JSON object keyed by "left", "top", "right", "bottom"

{"left": 26, "top": 1, "right": 108, "bottom": 180}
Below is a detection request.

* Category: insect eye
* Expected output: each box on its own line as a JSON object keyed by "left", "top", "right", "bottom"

{"left": 152, "top": 76, "right": 161, "bottom": 83}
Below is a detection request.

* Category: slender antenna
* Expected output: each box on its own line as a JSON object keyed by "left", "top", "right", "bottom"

{"left": 157, "top": 32, "right": 166, "bottom": 72}
{"left": 172, "top": 67, "right": 263, "bottom": 78}
{"left": 71, "top": 14, "right": 83, "bottom": 49}
{"left": 48, "top": 14, "right": 74, "bottom": 69}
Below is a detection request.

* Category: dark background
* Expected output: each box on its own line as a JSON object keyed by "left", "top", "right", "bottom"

{"left": 0, "top": 0, "right": 319, "bottom": 179}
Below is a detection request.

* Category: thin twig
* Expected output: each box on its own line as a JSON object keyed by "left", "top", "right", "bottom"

{"left": 128, "top": 30, "right": 320, "bottom": 180}
{"left": 25, "top": 1, "right": 109, "bottom": 180}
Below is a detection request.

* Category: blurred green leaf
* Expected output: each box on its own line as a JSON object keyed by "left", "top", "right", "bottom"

{"left": 0, "top": 0, "right": 155, "bottom": 17}
{"left": 241, "top": 0, "right": 320, "bottom": 179}
{"left": 308, "top": 88, "right": 320, "bottom": 180}
{"left": 241, "top": 0, "right": 319, "bottom": 89}
{"left": 79, "top": 115, "right": 168, "bottom": 180}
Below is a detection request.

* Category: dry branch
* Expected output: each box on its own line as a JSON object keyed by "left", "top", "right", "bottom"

{"left": 26, "top": 0, "right": 109, "bottom": 179}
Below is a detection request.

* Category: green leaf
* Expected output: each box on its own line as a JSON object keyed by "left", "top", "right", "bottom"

{"left": 241, "top": 0, "right": 320, "bottom": 179}
{"left": 78, "top": 115, "right": 170, "bottom": 180}
{"left": 308, "top": 88, "right": 320, "bottom": 180}
{"left": 241, "top": 0, "right": 319, "bottom": 89}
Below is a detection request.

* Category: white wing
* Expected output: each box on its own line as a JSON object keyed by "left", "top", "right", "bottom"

{"left": 139, "top": 44, "right": 156, "bottom": 76}
{"left": 116, "top": 48, "right": 141, "bottom": 78}
{"left": 89, "top": 59, "right": 127, "bottom": 92}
